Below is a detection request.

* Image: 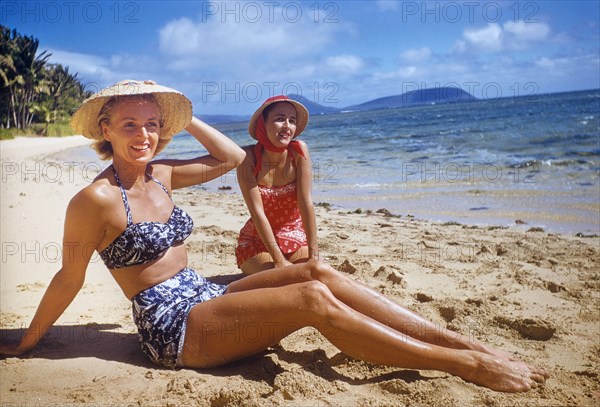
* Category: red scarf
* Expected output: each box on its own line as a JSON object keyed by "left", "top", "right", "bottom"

{"left": 253, "top": 114, "right": 306, "bottom": 177}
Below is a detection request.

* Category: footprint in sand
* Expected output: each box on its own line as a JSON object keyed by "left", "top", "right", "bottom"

{"left": 16, "top": 281, "right": 46, "bottom": 292}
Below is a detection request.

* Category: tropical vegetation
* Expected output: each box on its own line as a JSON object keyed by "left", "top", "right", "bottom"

{"left": 1, "top": 25, "right": 90, "bottom": 139}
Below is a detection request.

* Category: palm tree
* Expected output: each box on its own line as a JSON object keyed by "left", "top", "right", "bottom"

{"left": 33, "top": 64, "right": 81, "bottom": 136}
{"left": 1, "top": 26, "right": 50, "bottom": 129}
{"left": 16, "top": 34, "right": 51, "bottom": 128}
{"left": 1, "top": 25, "right": 89, "bottom": 133}
{"left": 0, "top": 26, "right": 17, "bottom": 128}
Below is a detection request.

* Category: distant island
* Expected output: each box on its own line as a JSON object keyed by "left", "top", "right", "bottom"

{"left": 198, "top": 87, "right": 477, "bottom": 124}
{"left": 341, "top": 87, "right": 477, "bottom": 112}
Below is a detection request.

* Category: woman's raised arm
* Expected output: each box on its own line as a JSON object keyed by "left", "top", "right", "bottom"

{"left": 167, "top": 117, "right": 245, "bottom": 189}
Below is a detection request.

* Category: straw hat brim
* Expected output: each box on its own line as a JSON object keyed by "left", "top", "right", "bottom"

{"left": 248, "top": 98, "right": 309, "bottom": 140}
{"left": 70, "top": 80, "right": 192, "bottom": 140}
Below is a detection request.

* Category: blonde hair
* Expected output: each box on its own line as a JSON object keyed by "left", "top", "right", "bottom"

{"left": 93, "top": 94, "right": 171, "bottom": 160}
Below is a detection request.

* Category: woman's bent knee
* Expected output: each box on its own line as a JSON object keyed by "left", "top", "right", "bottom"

{"left": 299, "top": 280, "right": 337, "bottom": 315}
{"left": 306, "top": 260, "right": 338, "bottom": 282}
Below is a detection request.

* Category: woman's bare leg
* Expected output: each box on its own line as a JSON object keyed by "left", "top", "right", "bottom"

{"left": 228, "top": 261, "right": 533, "bottom": 358}
{"left": 239, "top": 252, "right": 275, "bottom": 275}
{"left": 288, "top": 246, "right": 310, "bottom": 264}
{"left": 240, "top": 247, "right": 309, "bottom": 275}
{"left": 182, "top": 280, "right": 547, "bottom": 392}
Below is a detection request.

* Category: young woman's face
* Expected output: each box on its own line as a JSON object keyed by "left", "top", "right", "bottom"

{"left": 101, "top": 97, "right": 161, "bottom": 164}
{"left": 264, "top": 102, "right": 298, "bottom": 148}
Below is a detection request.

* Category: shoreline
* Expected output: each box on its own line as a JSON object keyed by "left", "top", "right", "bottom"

{"left": 40, "top": 137, "right": 600, "bottom": 237}
{"left": 314, "top": 192, "right": 600, "bottom": 237}
{"left": 0, "top": 135, "right": 93, "bottom": 161}
{"left": 1, "top": 136, "right": 599, "bottom": 406}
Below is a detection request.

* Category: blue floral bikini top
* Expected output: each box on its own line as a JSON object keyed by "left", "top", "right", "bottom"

{"left": 99, "top": 165, "right": 194, "bottom": 269}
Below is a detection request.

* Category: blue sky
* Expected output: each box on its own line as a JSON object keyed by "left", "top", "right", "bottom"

{"left": 3, "top": 0, "right": 599, "bottom": 114}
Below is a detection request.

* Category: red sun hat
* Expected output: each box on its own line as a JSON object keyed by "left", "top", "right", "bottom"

{"left": 247, "top": 95, "right": 309, "bottom": 140}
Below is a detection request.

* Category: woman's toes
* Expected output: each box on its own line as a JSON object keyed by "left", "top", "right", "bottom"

{"left": 533, "top": 366, "right": 549, "bottom": 379}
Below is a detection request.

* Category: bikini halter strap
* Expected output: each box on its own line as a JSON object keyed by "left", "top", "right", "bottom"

{"left": 110, "top": 165, "right": 172, "bottom": 225}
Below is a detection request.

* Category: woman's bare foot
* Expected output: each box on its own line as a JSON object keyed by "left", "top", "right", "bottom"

{"left": 473, "top": 341, "right": 521, "bottom": 362}
{"left": 455, "top": 350, "right": 549, "bottom": 393}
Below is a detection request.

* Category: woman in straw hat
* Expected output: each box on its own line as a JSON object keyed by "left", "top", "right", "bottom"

{"left": 235, "top": 96, "right": 317, "bottom": 274}
{"left": 0, "top": 81, "right": 547, "bottom": 392}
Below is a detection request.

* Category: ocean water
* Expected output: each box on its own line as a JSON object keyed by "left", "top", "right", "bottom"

{"left": 57, "top": 89, "right": 600, "bottom": 234}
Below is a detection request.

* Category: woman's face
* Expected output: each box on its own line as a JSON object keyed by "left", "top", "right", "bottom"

{"left": 101, "top": 97, "right": 161, "bottom": 164}
{"left": 264, "top": 102, "right": 297, "bottom": 148}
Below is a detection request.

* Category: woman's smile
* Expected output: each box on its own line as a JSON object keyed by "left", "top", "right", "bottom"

{"left": 131, "top": 142, "right": 151, "bottom": 152}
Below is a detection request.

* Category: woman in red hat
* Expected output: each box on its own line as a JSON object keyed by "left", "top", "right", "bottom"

{"left": 235, "top": 96, "right": 317, "bottom": 275}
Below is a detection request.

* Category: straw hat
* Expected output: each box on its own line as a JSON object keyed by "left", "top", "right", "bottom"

{"left": 248, "top": 95, "right": 309, "bottom": 139}
{"left": 70, "top": 79, "right": 192, "bottom": 140}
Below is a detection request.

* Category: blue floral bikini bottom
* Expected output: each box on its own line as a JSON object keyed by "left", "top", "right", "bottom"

{"left": 131, "top": 268, "right": 228, "bottom": 368}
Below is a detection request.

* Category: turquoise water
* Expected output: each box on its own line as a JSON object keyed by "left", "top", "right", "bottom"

{"left": 58, "top": 89, "right": 600, "bottom": 234}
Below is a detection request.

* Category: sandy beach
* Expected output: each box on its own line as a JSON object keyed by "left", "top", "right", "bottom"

{"left": 1, "top": 135, "right": 599, "bottom": 406}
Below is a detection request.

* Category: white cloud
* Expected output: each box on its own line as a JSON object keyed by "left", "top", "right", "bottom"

{"left": 325, "top": 55, "right": 365, "bottom": 74}
{"left": 504, "top": 21, "right": 550, "bottom": 42}
{"left": 47, "top": 49, "right": 114, "bottom": 86}
{"left": 453, "top": 21, "right": 551, "bottom": 53}
{"left": 158, "top": 8, "right": 340, "bottom": 72}
{"left": 372, "top": 66, "right": 418, "bottom": 81}
{"left": 46, "top": 48, "right": 179, "bottom": 93}
{"left": 48, "top": 50, "right": 106, "bottom": 73}
{"left": 151, "top": 7, "right": 355, "bottom": 112}
{"left": 534, "top": 53, "right": 599, "bottom": 75}
{"left": 536, "top": 57, "right": 555, "bottom": 69}
{"left": 451, "top": 40, "right": 467, "bottom": 54}
{"left": 462, "top": 23, "right": 504, "bottom": 52}
{"left": 158, "top": 18, "right": 202, "bottom": 56}
{"left": 400, "top": 47, "right": 432, "bottom": 63}
{"left": 159, "top": 17, "right": 301, "bottom": 59}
